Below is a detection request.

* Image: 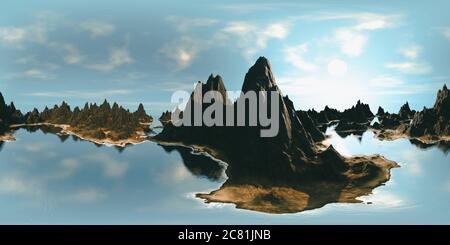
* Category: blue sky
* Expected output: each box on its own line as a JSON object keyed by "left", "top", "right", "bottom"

{"left": 1, "top": 0, "right": 449, "bottom": 115}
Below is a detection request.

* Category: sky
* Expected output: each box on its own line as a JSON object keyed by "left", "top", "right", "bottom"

{"left": 1, "top": 0, "right": 449, "bottom": 116}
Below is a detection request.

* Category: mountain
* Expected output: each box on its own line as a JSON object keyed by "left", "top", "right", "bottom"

{"left": 159, "top": 110, "right": 172, "bottom": 126}
{"left": 23, "top": 100, "right": 153, "bottom": 141}
{"left": 0, "top": 92, "right": 24, "bottom": 133}
{"left": 340, "top": 100, "right": 374, "bottom": 123}
{"left": 409, "top": 84, "right": 449, "bottom": 137}
{"left": 155, "top": 57, "right": 397, "bottom": 213}
{"left": 398, "top": 102, "right": 416, "bottom": 120}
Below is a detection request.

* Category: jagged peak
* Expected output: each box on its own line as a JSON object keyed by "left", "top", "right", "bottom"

{"left": 205, "top": 74, "right": 226, "bottom": 90}
{"left": 241, "top": 56, "right": 278, "bottom": 93}
{"left": 254, "top": 56, "right": 271, "bottom": 68}
{"left": 443, "top": 84, "right": 448, "bottom": 91}
{"left": 0, "top": 91, "right": 6, "bottom": 106}
{"left": 401, "top": 101, "right": 411, "bottom": 110}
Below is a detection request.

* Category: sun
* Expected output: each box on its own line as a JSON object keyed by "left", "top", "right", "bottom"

{"left": 327, "top": 59, "right": 348, "bottom": 76}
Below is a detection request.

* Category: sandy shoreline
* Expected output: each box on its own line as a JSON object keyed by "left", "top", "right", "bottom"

{"left": 0, "top": 132, "right": 15, "bottom": 142}
{"left": 370, "top": 128, "right": 450, "bottom": 144}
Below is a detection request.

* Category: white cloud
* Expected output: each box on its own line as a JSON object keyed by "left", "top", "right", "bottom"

{"left": 369, "top": 76, "right": 405, "bottom": 87}
{"left": 399, "top": 45, "right": 421, "bottom": 60}
{"left": 160, "top": 36, "right": 203, "bottom": 70}
{"left": 312, "top": 12, "right": 399, "bottom": 57}
{"left": 21, "top": 69, "right": 54, "bottom": 80}
{"left": 277, "top": 74, "right": 371, "bottom": 110}
{"left": 80, "top": 20, "right": 115, "bottom": 38}
{"left": 334, "top": 28, "right": 368, "bottom": 57}
{"left": 0, "top": 12, "right": 58, "bottom": 46}
{"left": 85, "top": 153, "right": 129, "bottom": 178}
{"left": 23, "top": 142, "right": 50, "bottom": 153}
{"left": 354, "top": 19, "right": 394, "bottom": 31}
{"left": 0, "top": 174, "right": 42, "bottom": 196}
{"left": 0, "top": 27, "right": 27, "bottom": 45}
{"left": 26, "top": 89, "right": 132, "bottom": 99}
{"left": 283, "top": 43, "right": 317, "bottom": 72}
{"left": 386, "top": 62, "right": 432, "bottom": 74}
{"left": 87, "top": 46, "right": 134, "bottom": 72}
{"left": 222, "top": 21, "right": 290, "bottom": 59}
{"left": 358, "top": 190, "right": 405, "bottom": 208}
{"left": 61, "top": 43, "right": 83, "bottom": 64}
{"left": 66, "top": 188, "right": 106, "bottom": 203}
{"left": 442, "top": 27, "right": 450, "bottom": 40}
{"left": 162, "top": 17, "right": 290, "bottom": 67}
{"left": 166, "top": 16, "right": 218, "bottom": 32}
{"left": 304, "top": 12, "right": 399, "bottom": 28}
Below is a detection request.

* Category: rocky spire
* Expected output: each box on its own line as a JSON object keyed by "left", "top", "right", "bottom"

{"left": 0, "top": 92, "right": 7, "bottom": 116}
{"left": 241, "top": 56, "right": 279, "bottom": 93}
{"left": 398, "top": 102, "right": 414, "bottom": 119}
{"left": 433, "top": 84, "right": 449, "bottom": 117}
{"left": 377, "top": 106, "right": 385, "bottom": 116}
{"left": 205, "top": 74, "right": 228, "bottom": 104}
{"left": 409, "top": 84, "right": 450, "bottom": 136}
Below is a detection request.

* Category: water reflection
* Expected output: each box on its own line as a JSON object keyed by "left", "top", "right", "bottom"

{"left": 409, "top": 139, "right": 450, "bottom": 155}
{"left": 0, "top": 125, "right": 449, "bottom": 223}
{"left": 335, "top": 130, "right": 365, "bottom": 141}
{"left": 159, "top": 145, "right": 226, "bottom": 181}
{"left": 16, "top": 125, "right": 134, "bottom": 153}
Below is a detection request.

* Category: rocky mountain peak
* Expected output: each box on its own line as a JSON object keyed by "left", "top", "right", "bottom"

{"left": 0, "top": 92, "right": 7, "bottom": 115}
{"left": 433, "top": 84, "right": 449, "bottom": 117}
{"left": 205, "top": 74, "right": 228, "bottom": 103}
{"left": 399, "top": 101, "right": 414, "bottom": 119}
{"left": 241, "top": 56, "right": 279, "bottom": 93}
{"left": 377, "top": 106, "right": 385, "bottom": 116}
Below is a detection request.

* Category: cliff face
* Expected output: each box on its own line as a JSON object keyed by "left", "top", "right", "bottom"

{"left": 409, "top": 85, "right": 449, "bottom": 137}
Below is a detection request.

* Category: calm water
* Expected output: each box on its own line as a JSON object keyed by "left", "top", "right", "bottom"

{"left": 0, "top": 127, "right": 449, "bottom": 224}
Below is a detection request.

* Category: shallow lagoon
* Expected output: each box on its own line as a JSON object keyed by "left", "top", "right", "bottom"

{"left": 0, "top": 127, "right": 449, "bottom": 224}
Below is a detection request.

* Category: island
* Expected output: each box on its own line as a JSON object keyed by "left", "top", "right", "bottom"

{"left": 371, "top": 85, "right": 450, "bottom": 144}
{"left": 153, "top": 57, "right": 399, "bottom": 213}
{"left": 1, "top": 93, "right": 154, "bottom": 147}
{"left": 0, "top": 92, "right": 23, "bottom": 141}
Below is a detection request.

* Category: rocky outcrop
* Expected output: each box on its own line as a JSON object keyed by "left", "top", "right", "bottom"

{"left": 159, "top": 110, "right": 172, "bottom": 126}
{"left": 22, "top": 100, "right": 153, "bottom": 141}
{"left": 306, "top": 106, "right": 341, "bottom": 124}
{"left": 377, "top": 106, "right": 385, "bottom": 116}
{"left": 0, "top": 92, "right": 24, "bottom": 133}
{"left": 398, "top": 102, "right": 415, "bottom": 120}
{"left": 295, "top": 109, "right": 325, "bottom": 142}
{"left": 340, "top": 100, "right": 374, "bottom": 123}
{"left": 134, "top": 103, "right": 153, "bottom": 123}
{"left": 155, "top": 57, "right": 398, "bottom": 213}
{"left": 409, "top": 85, "right": 449, "bottom": 137}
